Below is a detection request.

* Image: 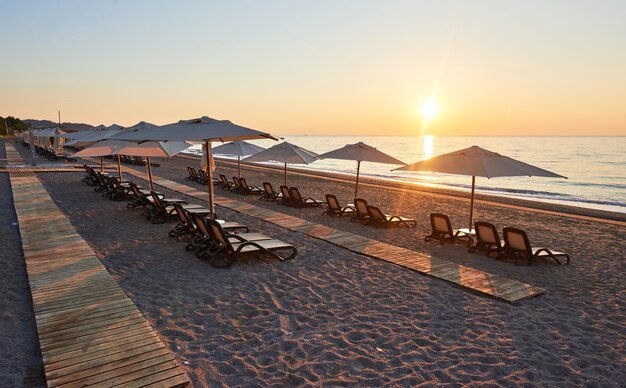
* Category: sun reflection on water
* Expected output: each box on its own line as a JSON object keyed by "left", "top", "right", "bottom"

{"left": 423, "top": 135, "right": 434, "bottom": 160}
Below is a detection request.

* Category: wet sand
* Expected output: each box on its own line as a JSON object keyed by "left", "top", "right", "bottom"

{"left": 2, "top": 144, "right": 625, "bottom": 386}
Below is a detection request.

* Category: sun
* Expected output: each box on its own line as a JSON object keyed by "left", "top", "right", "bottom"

{"left": 420, "top": 99, "right": 440, "bottom": 122}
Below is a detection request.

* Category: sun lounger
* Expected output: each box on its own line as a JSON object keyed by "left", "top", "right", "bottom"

{"left": 278, "top": 185, "right": 293, "bottom": 206}
{"left": 149, "top": 190, "right": 204, "bottom": 224}
{"left": 127, "top": 182, "right": 162, "bottom": 215}
{"left": 289, "top": 187, "right": 325, "bottom": 208}
{"left": 322, "top": 194, "right": 355, "bottom": 217}
{"left": 260, "top": 182, "right": 281, "bottom": 202}
{"left": 238, "top": 178, "right": 263, "bottom": 195}
{"left": 98, "top": 175, "right": 127, "bottom": 200}
{"left": 197, "top": 170, "right": 210, "bottom": 185}
{"left": 425, "top": 213, "right": 472, "bottom": 245}
{"left": 92, "top": 172, "right": 108, "bottom": 192}
{"left": 109, "top": 176, "right": 134, "bottom": 201}
{"left": 190, "top": 214, "right": 270, "bottom": 259}
{"left": 231, "top": 177, "right": 243, "bottom": 193}
{"left": 468, "top": 221, "right": 503, "bottom": 257}
{"left": 169, "top": 203, "right": 247, "bottom": 241}
{"left": 206, "top": 219, "right": 298, "bottom": 268}
{"left": 366, "top": 205, "right": 416, "bottom": 228}
{"left": 186, "top": 167, "right": 200, "bottom": 182}
{"left": 218, "top": 174, "right": 235, "bottom": 191}
{"left": 502, "top": 227, "right": 570, "bottom": 265}
{"left": 185, "top": 210, "right": 249, "bottom": 252}
{"left": 82, "top": 165, "right": 99, "bottom": 186}
{"left": 350, "top": 198, "right": 370, "bottom": 224}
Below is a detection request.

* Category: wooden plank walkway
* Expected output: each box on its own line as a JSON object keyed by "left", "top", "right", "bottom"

{"left": 9, "top": 172, "right": 189, "bottom": 387}
{"left": 123, "top": 168, "right": 545, "bottom": 304}
{"left": 1, "top": 143, "right": 84, "bottom": 172}
{"left": 5, "top": 142, "right": 26, "bottom": 165}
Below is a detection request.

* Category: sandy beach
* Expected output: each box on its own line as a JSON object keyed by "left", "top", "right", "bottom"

{"left": 2, "top": 144, "right": 625, "bottom": 386}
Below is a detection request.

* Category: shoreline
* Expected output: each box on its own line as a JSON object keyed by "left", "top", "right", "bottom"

{"left": 176, "top": 153, "right": 626, "bottom": 225}
{"left": 3, "top": 142, "right": 625, "bottom": 386}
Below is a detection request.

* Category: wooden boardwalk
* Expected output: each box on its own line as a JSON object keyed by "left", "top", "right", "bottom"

{"left": 8, "top": 172, "right": 189, "bottom": 387}
{"left": 4, "top": 142, "right": 26, "bottom": 165}
{"left": 124, "top": 169, "right": 545, "bottom": 304}
{"left": 2, "top": 143, "right": 84, "bottom": 172}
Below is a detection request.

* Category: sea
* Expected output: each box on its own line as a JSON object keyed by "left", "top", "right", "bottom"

{"left": 185, "top": 136, "right": 626, "bottom": 214}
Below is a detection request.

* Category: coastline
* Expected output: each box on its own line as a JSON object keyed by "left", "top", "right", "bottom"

{"left": 177, "top": 153, "right": 626, "bottom": 224}
{"left": 2, "top": 142, "right": 625, "bottom": 385}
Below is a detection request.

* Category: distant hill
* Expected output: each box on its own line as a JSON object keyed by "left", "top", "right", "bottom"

{"left": 24, "top": 119, "right": 95, "bottom": 132}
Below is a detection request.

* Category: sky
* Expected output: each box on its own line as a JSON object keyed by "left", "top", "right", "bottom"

{"left": 1, "top": 0, "right": 625, "bottom": 136}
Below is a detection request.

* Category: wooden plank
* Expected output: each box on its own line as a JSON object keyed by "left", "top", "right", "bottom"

{"left": 42, "top": 326, "right": 155, "bottom": 358}
{"left": 30, "top": 273, "right": 113, "bottom": 291}
{"left": 40, "top": 321, "right": 152, "bottom": 352}
{"left": 45, "top": 346, "right": 170, "bottom": 385}
{"left": 118, "top": 368, "right": 189, "bottom": 388}
{"left": 67, "top": 355, "right": 181, "bottom": 387}
{"left": 9, "top": 172, "right": 188, "bottom": 387}
{"left": 32, "top": 285, "right": 125, "bottom": 306}
{"left": 45, "top": 336, "right": 163, "bottom": 372}
{"left": 35, "top": 299, "right": 135, "bottom": 323}
{"left": 38, "top": 308, "right": 142, "bottom": 337}
{"left": 38, "top": 304, "right": 137, "bottom": 332}
{"left": 33, "top": 292, "right": 132, "bottom": 315}
{"left": 43, "top": 330, "right": 160, "bottom": 365}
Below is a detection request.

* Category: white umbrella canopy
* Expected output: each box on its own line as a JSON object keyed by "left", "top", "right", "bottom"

{"left": 113, "top": 116, "right": 275, "bottom": 142}
{"left": 32, "top": 127, "right": 59, "bottom": 137}
{"left": 316, "top": 141, "right": 406, "bottom": 199}
{"left": 65, "top": 128, "right": 125, "bottom": 146}
{"left": 393, "top": 145, "right": 567, "bottom": 229}
{"left": 72, "top": 139, "right": 191, "bottom": 158}
{"left": 244, "top": 142, "right": 318, "bottom": 186}
{"left": 212, "top": 140, "right": 265, "bottom": 156}
{"left": 212, "top": 141, "right": 265, "bottom": 178}
{"left": 53, "top": 130, "right": 92, "bottom": 140}
{"left": 73, "top": 139, "right": 191, "bottom": 190}
{"left": 109, "top": 121, "right": 160, "bottom": 138}
{"left": 112, "top": 116, "right": 277, "bottom": 219}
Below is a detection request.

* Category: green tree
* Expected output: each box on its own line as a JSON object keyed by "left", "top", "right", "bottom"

{"left": 4, "top": 116, "right": 29, "bottom": 133}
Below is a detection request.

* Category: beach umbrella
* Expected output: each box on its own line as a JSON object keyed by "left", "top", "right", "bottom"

{"left": 53, "top": 130, "right": 93, "bottom": 140}
{"left": 393, "top": 145, "right": 567, "bottom": 230}
{"left": 244, "top": 142, "right": 318, "bottom": 186}
{"left": 316, "top": 142, "right": 406, "bottom": 199}
{"left": 32, "top": 127, "right": 57, "bottom": 148}
{"left": 64, "top": 128, "right": 126, "bottom": 146}
{"left": 111, "top": 121, "right": 159, "bottom": 135}
{"left": 68, "top": 123, "right": 155, "bottom": 171}
{"left": 28, "top": 129, "right": 36, "bottom": 165}
{"left": 72, "top": 139, "right": 191, "bottom": 190}
{"left": 212, "top": 141, "right": 265, "bottom": 178}
{"left": 52, "top": 128, "right": 66, "bottom": 153}
{"left": 113, "top": 116, "right": 277, "bottom": 219}
{"left": 65, "top": 128, "right": 125, "bottom": 172}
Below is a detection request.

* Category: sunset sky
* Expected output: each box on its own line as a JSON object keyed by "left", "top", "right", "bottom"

{"left": 1, "top": 0, "right": 625, "bottom": 136}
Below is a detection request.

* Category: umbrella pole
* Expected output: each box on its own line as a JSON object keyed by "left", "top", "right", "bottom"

{"left": 238, "top": 155, "right": 241, "bottom": 178}
{"left": 147, "top": 156, "right": 154, "bottom": 191}
{"left": 284, "top": 162, "right": 287, "bottom": 186}
{"left": 206, "top": 140, "right": 215, "bottom": 219}
{"left": 100, "top": 156, "right": 103, "bottom": 172}
{"left": 354, "top": 160, "right": 361, "bottom": 199}
{"left": 117, "top": 155, "right": 123, "bottom": 181}
{"left": 469, "top": 176, "right": 476, "bottom": 230}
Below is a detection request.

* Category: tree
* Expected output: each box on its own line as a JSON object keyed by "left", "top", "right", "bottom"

{"left": 3, "top": 116, "right": 30, "bottom": 133}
